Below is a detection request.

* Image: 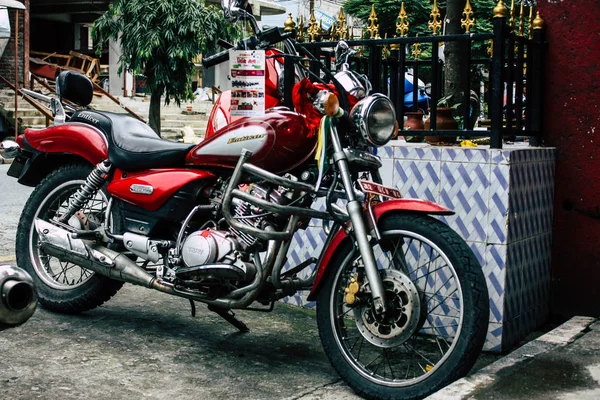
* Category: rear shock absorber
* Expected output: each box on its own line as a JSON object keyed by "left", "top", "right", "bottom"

{"left": 59, "top": 161, "right": 112, "bottom": 224}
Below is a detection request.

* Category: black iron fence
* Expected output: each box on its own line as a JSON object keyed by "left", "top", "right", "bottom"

{"left": 282, "top": 1, "right": 546, "bottom": 149}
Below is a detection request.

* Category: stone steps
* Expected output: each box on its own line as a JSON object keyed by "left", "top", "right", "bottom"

{"left": 0, "top": 89, "right": 211, "bottom": 139}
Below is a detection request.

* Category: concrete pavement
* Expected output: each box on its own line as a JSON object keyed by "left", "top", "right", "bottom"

{"left": 3, "top": 164, "right": 600, "bottom": 400}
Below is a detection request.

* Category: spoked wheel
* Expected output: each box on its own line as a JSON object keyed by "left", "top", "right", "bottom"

{"left": 15, "top": 164, "right": 123, "bottom": 313}
{"left": 316, "top": 214, "right": 489, "bottom": 400}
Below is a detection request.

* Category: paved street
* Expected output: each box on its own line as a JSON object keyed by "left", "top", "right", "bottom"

{"left": 0, "top": 164, "right": 360, "bottom": 399}
{"left": 0, "top": 164, "right": 33, "bottom": 260}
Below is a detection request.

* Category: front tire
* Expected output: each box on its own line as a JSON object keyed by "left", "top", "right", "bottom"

{"left": 15, "top": 164, "right": 123, "bottom": 313}
{"left": 316, "top": 213, "right": 489, "bottom": 400}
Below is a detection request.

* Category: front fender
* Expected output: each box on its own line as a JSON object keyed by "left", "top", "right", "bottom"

{"left": 306, "top": 199, "right": 453, "bottom": 301}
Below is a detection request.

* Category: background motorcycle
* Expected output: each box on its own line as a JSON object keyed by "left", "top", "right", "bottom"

{"left": 1, "top": 0, "right": 489, "bottom": 398}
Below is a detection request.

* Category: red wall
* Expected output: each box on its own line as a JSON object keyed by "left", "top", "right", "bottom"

{"left": 538, "top": 0, "right": 600, "bottom": 317}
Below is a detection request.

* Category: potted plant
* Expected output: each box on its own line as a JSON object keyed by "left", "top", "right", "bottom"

{"left": 424, "top": 95, "right": 460, "bottom": 144}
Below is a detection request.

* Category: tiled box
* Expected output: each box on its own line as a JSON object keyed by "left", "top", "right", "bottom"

{"left": 283, "top": 141, "right": 556, "bottom": 352}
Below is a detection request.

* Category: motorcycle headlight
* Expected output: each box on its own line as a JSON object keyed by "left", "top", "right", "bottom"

{"left": 349, "top": 94, "right": 396, "bottom": 146}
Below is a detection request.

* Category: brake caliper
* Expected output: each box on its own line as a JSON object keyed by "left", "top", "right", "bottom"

{"left": 344, "top": 273, "right": 361, "bottom": 305}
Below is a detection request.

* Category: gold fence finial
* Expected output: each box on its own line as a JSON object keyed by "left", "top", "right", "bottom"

{"left": 428, "top": 0, "right": 442, "bottom": 35}
{"left": 336, "top": 8, "right": 347, "bottom": 40}
{"left": 412, "top": 35, "right": 422, "bottom": 60}
{"left": 533, "top": 11, "right": 545, "bottom": 30}
{"left": 297, "top": 15, "right": 305, "bottom": 41}
{"left": 528, "top": 6, "right": 534, "bottom": 39}
{"left": 307, "top": 11, "right": 319, "bottom": 42}
{"left": 284, "top": 13, "right": 296, "bottom": 32}
{"left": 494, "top": 1, "right": 509, "bottom": 18}
{"left": 396, "top": 2, "right": 409, "bottom": 37}
{"left": 518, "top": 2, "right": 525, "bottom": 36}
{"left": 509, "top": 0, "right": 515, "bottom": 29}
{"left": 382, "top": 33, "right": 390, "bottom": 58}
{"left": 330, "top": 23, "right": 337, "bottom": 41}
{"left": 367, "top": 4, "right": 380, "bottom": 39}
{"left": 357, "top": 29, "right": 365, "bottom": 57}
{"left": 487, "top": 39, "right": 493, "bottom": 57}
{"left": 461, "top": 0, "right": 475, "bottom": 33}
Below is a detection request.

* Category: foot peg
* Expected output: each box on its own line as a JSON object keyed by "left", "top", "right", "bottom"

{"left": 208, "top": 305, "right": 249, "bottom": 333}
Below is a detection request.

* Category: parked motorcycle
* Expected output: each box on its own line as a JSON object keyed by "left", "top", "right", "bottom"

{"left": 1, "top": 0, "right": 488, "bottom": 398}
{"left": 0, "top": 264, "right": 38, "bottom": 330}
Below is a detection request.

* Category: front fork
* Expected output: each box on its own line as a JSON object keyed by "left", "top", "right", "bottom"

{"left": 329, "top": 124, "right": 387, "bottom": 315}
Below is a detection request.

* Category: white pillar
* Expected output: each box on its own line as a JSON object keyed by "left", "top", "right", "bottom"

{"left": 108, "top": 36, "right": 123, "bottom": 96}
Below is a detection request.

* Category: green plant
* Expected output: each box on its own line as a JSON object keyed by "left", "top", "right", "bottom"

{"left": 436, "top": 94, "right": 461, "bottom": 109}
{"left": 93, "top": 0, "right": 239, "bottom": 135}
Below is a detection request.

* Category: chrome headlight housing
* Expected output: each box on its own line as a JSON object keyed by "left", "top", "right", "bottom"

{"left": 349, "top": 94, "right": 396, "bottom": 146}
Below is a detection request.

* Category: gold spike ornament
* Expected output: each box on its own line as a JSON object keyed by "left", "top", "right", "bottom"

{"left": 297, "top": 15, "right": 305, "bottom": 42}
{"left": 461, "top": 0, "right": 476, "bottom": 33}
{"left": 428, "top": 0, "right": 442, "bottom": 35}
{"left": 532, "top": 11, "right": 545, "bottom": 30}
{"left": 336, "top": 8, "right": 348, "bottom": 40}
{"left": 509, "top": 0, "right": 515, "bottom": 29}
{"left": 412, "top": 36, "right": 422, "bottom": 60}
{"left": 518, "top": 2, "right": 525, "bottom": 36}
{"left": 367, "top": 4, "right": 380, "bottom": 39}
{"left": 494, "top": 1, "right": 509, "bottom": 18}
{"left": 396, "top": 2, "right": 410, "bottom": 37}
{"left": 528, "top": 5, "right": 534, "bottom": 39}
{"left": 284, "top": 13, "right": 296, "bottom": 32}
{"left": 307, "top": 11, "right": 319, "bottom": 42}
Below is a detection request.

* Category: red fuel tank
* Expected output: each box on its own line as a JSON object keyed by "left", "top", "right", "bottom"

{"left": 186, "top": 111, "right": 316, "bottom": 174}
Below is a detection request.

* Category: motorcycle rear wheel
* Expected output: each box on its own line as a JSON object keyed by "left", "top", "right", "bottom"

{"left": 316, "top": 213, "right": 489, "bottom": 400}
{"left": 15, "top": 164, "right": 124, "bottom": 313}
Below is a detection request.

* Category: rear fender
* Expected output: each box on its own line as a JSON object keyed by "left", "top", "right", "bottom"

{"left": 11, "top": 124, "right": 108, "bottom": 186}
{"left": 21, "top": 123, "right": 108, "bottom": 164}
{"left": 306, "top": 199, "right": 453, "bottom": 301}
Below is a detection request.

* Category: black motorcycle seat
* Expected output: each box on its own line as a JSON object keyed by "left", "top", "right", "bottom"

{"left": 70, "top": 110, "right": 194, "bottom": 171}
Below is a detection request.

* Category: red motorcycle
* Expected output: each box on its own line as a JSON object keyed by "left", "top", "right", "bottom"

{"left": 1, "top": 1, "right": 489, "bottom": 398}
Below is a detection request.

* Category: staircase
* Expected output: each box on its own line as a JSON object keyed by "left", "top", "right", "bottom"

{"left": 0, "top": 89, "right": 212, "bottom": 142}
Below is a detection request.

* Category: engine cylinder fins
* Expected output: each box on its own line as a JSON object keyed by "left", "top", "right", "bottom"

{"left": 175, "top": 264, "right": 247, "bottom": 281}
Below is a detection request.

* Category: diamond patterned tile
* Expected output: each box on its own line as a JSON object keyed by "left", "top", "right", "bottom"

{"left": 488, "top": 163, "right": 510, "bottom": 244}
{"left": 380, "top": 159, "right": 394, "bottom": 187}
{"left": 378, "top": 145, "right": 394, "bottom": 159}
{"left": 393, "top": 159, "right": 441, "bottom": 202}
{"left": 484, "top": 322, "right": 503, "bottom": 352}
{"left": 485, "top": 244, "right": 506, "bottom": 323}
{"left": 439, "top": 162, "right": 490, "bottom": 243}
{"left": 490, "top": 149, "right": 511, "bottom": 165}
{"left": 507, "top": 161, "right": 556, "bottom": 243}
{"left": 394, "top": 145, "right": 441, "bottom": 161}
{"left": 441, "top": 147, "right": 490, "bottom": 163}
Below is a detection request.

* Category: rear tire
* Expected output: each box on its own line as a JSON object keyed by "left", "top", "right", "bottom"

{"left": 15, "top": 164, "right": 124, "bottom": 313}
{"left": 316, "top": 213, "right": 489, "bottom": 400}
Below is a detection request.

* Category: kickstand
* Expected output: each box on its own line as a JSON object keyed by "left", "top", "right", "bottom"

{"left": 189, "top": 299, "right": 196, "bottom": 317}
{"left": 207, "top": 305, "right": 249, "bottom": 333}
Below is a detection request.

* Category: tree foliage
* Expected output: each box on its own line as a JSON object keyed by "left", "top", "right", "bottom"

{"left": 92, "top": 0, "right": 240, "bottom": 134}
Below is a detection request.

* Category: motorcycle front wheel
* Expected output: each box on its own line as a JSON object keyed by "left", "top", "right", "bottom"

{"left": 316, "top": 213, "right": 489, "bottom": 400}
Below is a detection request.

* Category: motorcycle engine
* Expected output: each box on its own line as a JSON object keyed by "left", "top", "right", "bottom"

{"left": 229, "top": 182, "right": 291, "bottom": 249}
{"left": 181, "top": 230, "right": 239, "bottom": 267}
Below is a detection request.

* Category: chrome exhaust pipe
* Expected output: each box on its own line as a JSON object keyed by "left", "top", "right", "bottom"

{"left": 0, "top": 265, "right": 38, "bottom": 329}
{"left": 35, "top": 219, "right": 155, "bottom": 288}
{"left": 34, "top": 219, "right": 280, "bottom": 310}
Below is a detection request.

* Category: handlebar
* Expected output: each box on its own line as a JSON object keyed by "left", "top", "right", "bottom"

{"left": 203, "top": 50, "right": 230, "bottom": 69}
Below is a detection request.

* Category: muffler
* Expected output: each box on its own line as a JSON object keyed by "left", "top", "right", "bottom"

{"left": 35, "top": 219, "right": 155, "bottom": 288}
{"left": 34, "top": 219, "right": 275, "bottom": 310}
{"left": 0, "top": 264, "right": 38, "bottom": 330}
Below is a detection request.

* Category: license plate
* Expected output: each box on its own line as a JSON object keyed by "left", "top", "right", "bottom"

{"left": 7, "top": 154, "right": 27, "bottom": 178}
{"left": 358, "top": 180, "right": 402, "bottom": 199}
